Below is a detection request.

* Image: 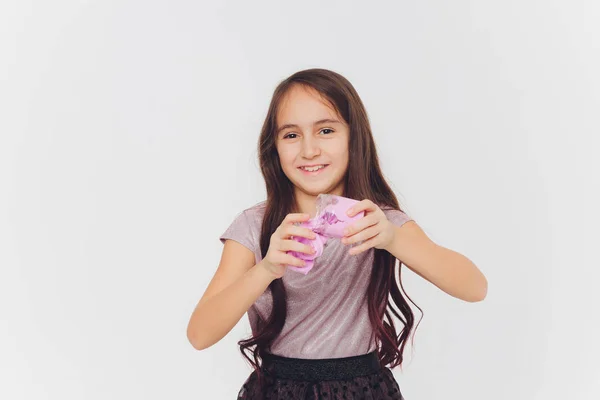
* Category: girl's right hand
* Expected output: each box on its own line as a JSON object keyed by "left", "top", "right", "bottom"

{"left": 260, "top": 213, "right": 317, "bottom": 279}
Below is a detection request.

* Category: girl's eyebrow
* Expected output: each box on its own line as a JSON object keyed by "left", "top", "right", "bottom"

{"left": 276, "top": 118, "right": 342, "bottom": 134}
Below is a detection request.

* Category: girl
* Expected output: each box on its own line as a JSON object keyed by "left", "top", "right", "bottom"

{"left": 187, "top": 68, "right": 488, "bottom": 399}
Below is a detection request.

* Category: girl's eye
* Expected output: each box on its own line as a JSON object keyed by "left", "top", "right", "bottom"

{"left": 283, "top": 128, "right": 333, "bottom": 139}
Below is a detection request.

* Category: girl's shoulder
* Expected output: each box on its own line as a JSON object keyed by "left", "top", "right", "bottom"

{"left": 381, "top": 206, "right": 414, "bottom": 227}
{"left": 219, "top": 201, "right": 266, "bottom": 252}
{"left": 234, "top": 200, "right": 267, "bottom": 229}
{"left": 243, "top": 200, "right": 267, "bottom": 217}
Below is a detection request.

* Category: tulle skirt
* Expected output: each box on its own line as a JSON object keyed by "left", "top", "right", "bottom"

{"left": 236, "top": 351, "right": 405, "bottom": 400}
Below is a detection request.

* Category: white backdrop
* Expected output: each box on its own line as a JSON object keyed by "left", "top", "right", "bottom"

{"left": 1, "top": 1, "right": 598, "bottom": 399}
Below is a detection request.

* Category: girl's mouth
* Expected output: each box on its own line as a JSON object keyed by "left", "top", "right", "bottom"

{"left": 298, "top": 164, "right": 329, "bottom": 176}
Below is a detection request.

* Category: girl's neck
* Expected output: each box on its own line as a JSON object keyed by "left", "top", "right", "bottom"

{"left": 293, "top": 193, "right": 317, "bottom": 218}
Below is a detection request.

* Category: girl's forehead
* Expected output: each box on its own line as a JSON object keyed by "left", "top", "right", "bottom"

{"left": 277, "top": 86, "right": 341, "bottom": 123}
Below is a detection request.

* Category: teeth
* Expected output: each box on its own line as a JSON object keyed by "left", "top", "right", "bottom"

{"left": 301, "top": 165, "right": 325, "bottom": 172}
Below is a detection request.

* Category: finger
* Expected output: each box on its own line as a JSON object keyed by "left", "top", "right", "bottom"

{"left": 284, "top": 225, "right": 317, "bottom": 240}
{"left": 342, "top": 224, "right": 379, "bottom": 245}
{"left": 346, "top": 199, "right": 375, "bottom": 217}
{"left": 283, "top": 213, "right": 311, "bottom": 224}
{"left": 348, "top": 236, "right": 378, "bottom": 255}
{"left": 275, "top": 214, "right": 310, "bottom": 239}
{"left": 275, "top": 253, "right": 306, "bottom": 268}
{"left": 280, "top": 239, "right": 315, "bottom": 255}
{"left": 343, "top": 215, "right": 378, "bottom": 237}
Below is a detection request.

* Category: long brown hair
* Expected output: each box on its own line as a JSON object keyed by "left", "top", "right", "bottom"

{"left": 239, "top": 68, "right": 422, "bottom": 391}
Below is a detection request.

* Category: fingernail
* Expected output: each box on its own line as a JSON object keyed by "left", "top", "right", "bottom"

{"left": 347, "top": 208, "right": 353, "bottom": 215}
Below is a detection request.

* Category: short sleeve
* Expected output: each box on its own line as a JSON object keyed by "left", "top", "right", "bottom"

{"left": 219, "top": 210, "right": 256, "bottom": 254}
{"left": 384, "top": 208, "right": 414, "bottom": 228}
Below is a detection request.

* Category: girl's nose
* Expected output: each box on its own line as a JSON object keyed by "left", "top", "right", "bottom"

{"left": 301, "top": 137, "right": 321, "bottom": 158}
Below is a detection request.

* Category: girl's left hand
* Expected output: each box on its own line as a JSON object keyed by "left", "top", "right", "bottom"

{"left": 341, "top": 199, "right": 395, "bottom": 255}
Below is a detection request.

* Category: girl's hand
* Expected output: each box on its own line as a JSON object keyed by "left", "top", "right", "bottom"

{"left": 341, "top": 199, "right": 395, "bottom": 255}
{"left": 260, "top": 213, "right": 317, "bottom": 279}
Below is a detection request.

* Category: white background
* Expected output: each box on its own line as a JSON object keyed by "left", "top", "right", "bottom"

{"left": 1, "top": 1, "right": 598, "bottom": 399}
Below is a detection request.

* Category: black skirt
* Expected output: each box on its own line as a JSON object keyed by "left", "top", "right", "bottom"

{"left": 236, "top": 351, "right": 405, "bottom": 400}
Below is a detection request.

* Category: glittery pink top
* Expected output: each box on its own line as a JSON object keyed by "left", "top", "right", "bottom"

{"left": 219, "top": 201, "right": 414, "bottom": 359}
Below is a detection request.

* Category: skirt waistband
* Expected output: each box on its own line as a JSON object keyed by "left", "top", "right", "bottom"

{"left": 261, "top": 351, "right": 382, "bottom": 382}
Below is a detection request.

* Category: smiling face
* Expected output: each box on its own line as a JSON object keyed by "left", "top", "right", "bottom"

{"left": 275, "top": 84, "right": 350, "bottom": 209}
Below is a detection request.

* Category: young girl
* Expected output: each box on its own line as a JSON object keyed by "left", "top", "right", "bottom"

{"left": 187, "top": 68, "right": 488, "bottom": 399}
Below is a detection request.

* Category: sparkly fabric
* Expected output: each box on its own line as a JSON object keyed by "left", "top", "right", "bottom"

{"left": 219, "top": 201, "right": 413, "bottom": 359}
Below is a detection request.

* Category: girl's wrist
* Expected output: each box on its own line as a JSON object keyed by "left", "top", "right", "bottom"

{"left": 256, "top": 260, "right": 279, "bottom": 282}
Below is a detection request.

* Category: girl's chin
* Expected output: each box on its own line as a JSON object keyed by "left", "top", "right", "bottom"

{"left": 295, "top": 181, "right": 341, "bottom": 196}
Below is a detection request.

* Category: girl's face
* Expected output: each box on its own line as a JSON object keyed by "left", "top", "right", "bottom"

{"left": 275, "top": 84, "right": 350, "bottom": 198}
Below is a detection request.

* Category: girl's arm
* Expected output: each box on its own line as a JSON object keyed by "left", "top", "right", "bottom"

{"left": 343, "top": 200, "right": 487, "bottom": 303}
{"left": 186, "top": 240, "right": 276, "bottom": 350}
{"left": 385, "top": 221, "right": 488, "bottom": 302}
